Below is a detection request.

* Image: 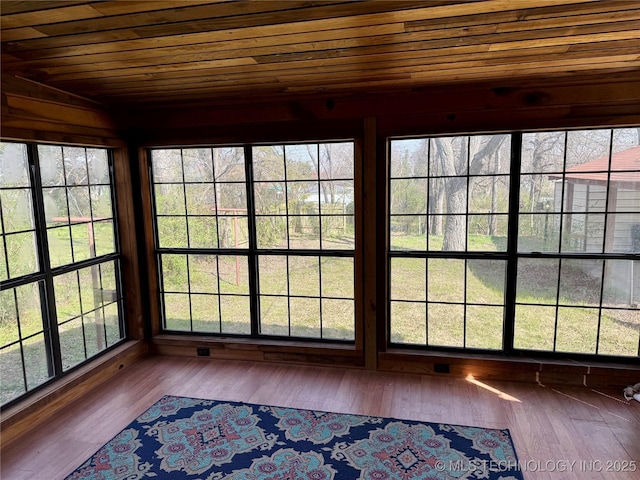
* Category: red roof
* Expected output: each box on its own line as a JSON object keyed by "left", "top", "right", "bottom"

{"left": 549, "top": 145, "right": 640, "bottom": 186}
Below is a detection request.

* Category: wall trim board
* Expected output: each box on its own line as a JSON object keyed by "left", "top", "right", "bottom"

{"left": 150, "top": 334, "right": 364, "bottom": 368}
{"left": 378, "top": 350, "right": 640, "bottom": 388}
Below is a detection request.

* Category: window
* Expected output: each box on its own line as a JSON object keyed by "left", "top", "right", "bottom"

{"left": 515, "top": 129, "right": 640, "bottom": 356}
{"left": 0, "top": 142, "right": 125, "bottom": 407}
{"left": 389, "top": 128, "right": 639, "bottom": 358}
{"left": 150, "top": 142, "right": 355, "bottom": 341}
{"left": 389, "top": 134, "right": 510, "bottom": 350}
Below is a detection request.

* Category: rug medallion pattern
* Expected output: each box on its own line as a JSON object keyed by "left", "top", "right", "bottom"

{"left": 66, "top": 395, "right": 523, "bottom": 480}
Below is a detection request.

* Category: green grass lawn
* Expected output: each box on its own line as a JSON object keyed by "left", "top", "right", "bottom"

{"left": 2, "top": 231, "right": 638, "bottom": 405}
{"left": 0, "top": 226, "right": 123, "bottom": 405}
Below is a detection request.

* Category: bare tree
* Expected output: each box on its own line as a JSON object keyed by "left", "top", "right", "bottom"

{"left": 433, "top": 135, "right": 507, "bottom": 251}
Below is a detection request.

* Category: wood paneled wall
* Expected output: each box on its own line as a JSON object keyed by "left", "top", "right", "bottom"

{"left": 1, "top": 71, "right": 639, "bottom": 448}
{"left": 0, "top": 76, "right": 147, "bottom": 447}
{"left": 1, "top": 74, "right": 123, "bottom": 147}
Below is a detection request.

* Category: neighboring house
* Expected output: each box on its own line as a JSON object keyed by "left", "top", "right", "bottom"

{"left": 550, "top": 146, "right": 640, "bottom": 305}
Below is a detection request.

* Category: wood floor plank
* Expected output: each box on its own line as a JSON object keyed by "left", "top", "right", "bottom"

{"left": 1, "top": 356, "right": 638, "bottom": 480}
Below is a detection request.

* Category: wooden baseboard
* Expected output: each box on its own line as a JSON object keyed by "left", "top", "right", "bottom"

{"left": 378, "top": 350, "right": 640, "bottom": 388}
{"left": 0, "top": 340, "right": 147, "bottom": 448}
{"left": 150, "top": 334, "right": 365, "bottom": 368}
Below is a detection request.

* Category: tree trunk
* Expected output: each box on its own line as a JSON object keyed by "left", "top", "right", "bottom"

{"left": 489, "top": 151, "right": 499, "bottom": 236}
{"left": 442, "top": 179, "right": 467, "bottom": 250}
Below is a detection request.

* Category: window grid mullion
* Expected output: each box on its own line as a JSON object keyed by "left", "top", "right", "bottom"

{"left": 29, "top": 144, "right": 63, "bottom": 377}
{"left": 552, "top": 132, "right": 570, "bottom": 352}
{"left": 595, "top": 129, "right": 615, "bottom": 354}
{"left": 245, "top": 145, "right": 260, "bottom": 336}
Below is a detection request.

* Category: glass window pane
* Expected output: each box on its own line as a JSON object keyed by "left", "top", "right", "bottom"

{"left": 390, "top": 301, "right": 425, "bottom": 345}
{"left": 256, "top": 216, "right": 287, "bottom": 249}
{"left": 216, "top": 182, "right": 247, "bottom": 211}
{"left": 390, "top": 179, "right": 427, "bottom": 215}
{"left": 321, "top": 257, "right": 353, "bottom": 299}
{"left": 164, "top": 293, "right": 190, "bottom": 331}
{"left": 469, "top": 176, "right": 510, "bottom": 214}
{"left": 6, "top": 231, "right": 38, "bottom": 277}
{"left": 70, "top": 223, "right": 92, "bottom": 263}
{"left": 104, "top": 302, "right": 123, "bottom": 346}
{"left": 428, "top": 303, "right": 464, "bottom": 347}
{"left": 516, "top": 258, "right": 559, "bottom": 304}
{"left": 38, "top": 144, "right": 65, "bottom": 187}
{"left": 87, "top": 148, "right": 109, "bottom": 184}
{"left": 0, "top": 289, "right": 19, "bottom": 344}
{"left": 559, "top": 259, "right": 602, "bottom": 307}
{"left": 183, "top": 148, "right": 213, "bottom": 182}
{"left": 390, "top": 138, "right": 427, "bottom": 178}
{"left": 603, "top": 260, "right": 639, "bottom": 308}
{"left": 466, "top": 260, "right": 505, "bottom": 305}
{"left": 253, "top": 145, "right": 284, "bottom": 181}
{"left": 63, "top": 147, "right": 89, "bottom": 185}
{"left": 43, "top": 187, "right": 69, "bottom": 222}
{"left": 321, "top": 299, "right": 354, "bottom": 340}
{"left": 48, "top": 226, "right": 72, "bottom": 268}
{"left": 187, "top": 217, "right": 217, "bottom": 248}
{"left": 606, "top": 213, "right": 640, "bottom": 253}
{"left": 319, "top": 143, "right": 354, "bottom": 179}
{"left": 434, "top": 215, "right": 467, "bottom": 251}
{"left": 321, "top": 216, "right": 354, "bottom": 250}
{"left": 555, "top": 307, "right": 598, "bottom": 354}
{"left": 466, "top": 306, "right": 503, "bottom": 350}
{"left": 288, "top": 256, "right": 319, "bottom": 297}
{"left": 521, "top": 131, "right": 566, "bottom": 174}
{"left": 467, "top": 214, "right": 508, "bottom": 252}
{"left": 598, "top": 308, "right": 639, "bottom": 357}
{"left": 517, "top": 213, "right": 560, "bottom": 252}
{"left": 285, "top": 144, "right": 317, "bottom": 180}
{"left": 390, "top": 215, "right": 427, "bottom": 251}
{"left": 218, "top": 255, "right": 249, "bottom": 295}
{"left": 90, "top": 185, "right": 112, "bottom": 219}
{"left": 217, "top": 216, "right": 248, "bottom": 249}
{"left": 152, "top": 149, "right": 183, "bottom": 183}
{"left": 391, "top": 258, "right": 425, "bottom": 301}
{"left": 260, "top": 296, "right": 289, "bottom": 336}
{"left": 189, "top": 255, "right": 218, "bottom": 294}
{"left": 430, "top": 136, "right": 469, "bottom": 176}
{"left": 288, "top": 216, "right": 319, "bottom": 249}
{"left": 213, "top": 147, "right": 245, "bottom": 182}
{"left": 0, "top": 240, "right": 7, "bottom": 281}
{"left": 161, "top": 254, "right": 188, "bottom": 292}
{"left": 59, "top": 317, "right": 85, "bottom": 371}
{"left": 220, "top": 295, "right": 250, "bottom": 334}
{"left": 0, "top": 345, "right": 26, "bottom": 405}
{"left": 185, "top": 184, "right": 215, "bottom": 215}
{"left": 254, "top": 181, "right": 286, "bottom": 213}
{"left": 289, "top": 297, "right": 320, "bottom": 338}
{"left": 94, "top": 220, "right": 115, "bottom": 256}
{"left": 514, "top": 305, "right": 556, "bottom": 351}
{"left": 154, "top": 184, "right": 185, "bottom": 215}
{"left": 1, "top": 142, "right": 30, "bottom": 187}
{"left": 83, "top": 312, "right": 106, "bottom": 359}
{"left": 259, "top": 255, "right": 287, "bottom": 295}
{"left": 1, "top": 189, "right": 34, "bottom": 233}
{"left": 561, "top": 213, "right": 604, "bottom": 253}
{"left": 54, "top": 270, "right": 81, "bottom": 323}
{"left": 16, "top": 282, "right": 44, "bottom": 338}
{"left": 157, "top": 217, "right": 187, "bottom": 248}
{"left": 428, "top": 258, "right": 464, "bottom": 303}
{"left": 191, "top": 294, "right": 220, "bottom": 333}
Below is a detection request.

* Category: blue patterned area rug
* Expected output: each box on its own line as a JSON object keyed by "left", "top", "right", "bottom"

{"left": 65, "top": 395, "right": 524, "bottom": 479}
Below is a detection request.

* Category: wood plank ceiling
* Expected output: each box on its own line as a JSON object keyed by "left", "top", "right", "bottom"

{"left": 1, "top": 0, "right": 639, "bottom": 107}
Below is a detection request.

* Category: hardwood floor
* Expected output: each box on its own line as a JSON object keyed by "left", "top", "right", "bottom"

{"left": 2, "top": 355, "right": 639, "bottom": 479}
